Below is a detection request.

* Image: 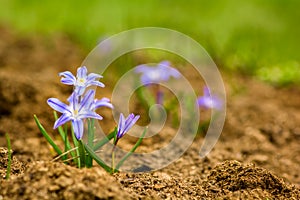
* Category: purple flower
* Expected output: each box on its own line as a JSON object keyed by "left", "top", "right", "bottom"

{"left": 116, "top": 113, "right": 140, "bottom": 140}
{"left": 92, "top": 97, "right": 114, "bottom": 110}
{"left": 135, "top": 61, "right": 181, "bottom": 85}
{"left": 197, "top": 87, "right": 223, "bottom": 110}
{"left": 47, "top": 90, "right": 103, "bottom": 139}
{"left": 59, "top": 66, "right": 105, "bottom": 95}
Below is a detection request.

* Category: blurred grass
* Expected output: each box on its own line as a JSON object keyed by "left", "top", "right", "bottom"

{"left": 0, "top": 0, "right": 299, "bottom": 85}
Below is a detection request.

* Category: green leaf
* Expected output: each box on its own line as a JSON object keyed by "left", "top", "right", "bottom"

{"left": 34, "top": 115, "right": 62, "bottom": 155}
{"left": 71, "top": 127, "right": 80, "bottom": 168}
{"left": 78, "top": 140, "right": 86, "bottom": 168}
{"left": 84, "top": 143, "right": 112, "bottom": 173}
{"left": 93, "top": 128, "right": 116, "bottom": 151}
{"left": 87, "top": 119, "right": 95, "bottom": 147}
{"left": 86, "top": 119, "right": 95, "bottom": 168}
{"left": 115, "top": 128, "right": 147, "bottom": 170}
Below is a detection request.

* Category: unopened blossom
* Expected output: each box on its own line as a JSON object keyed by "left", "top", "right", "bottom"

{"left": 197, "top": 86, "right": 223, "bottom": 110}
{"left": 135, "top": 61, "right": 181, "bottom": 85}
{"left": 59, "top": 66, "right": 104, "bottom": 95}
{"left": 115, "top": 113, "right": 140, "bottom": 144}
{"left": 47, "top": 90, "right": 103, "bottom": 139}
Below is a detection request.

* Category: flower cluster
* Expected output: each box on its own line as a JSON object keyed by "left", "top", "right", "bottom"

{"left": 35, "top": 66, "right": 143, "bottom": 172}
{"left": 47, "top": 66, "right": 113, "bottom": 139}
{"left": 36, "top": 63, "right": 223, "bottom": 172}
{"left": 134, "top": 61, "right": 223, "bottom": 111}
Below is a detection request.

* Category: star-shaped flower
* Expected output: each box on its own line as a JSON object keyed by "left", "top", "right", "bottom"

{"left": 135, "top": 61, "right": 181, "bottom": 85}
{"left": 47, "top": 90, "right": 103, "bottom": 139}
{"left": 59, "top": 66, "right": 105, "bottom": 95}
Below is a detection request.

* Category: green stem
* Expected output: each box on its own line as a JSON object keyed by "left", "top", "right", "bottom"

{"left": 5, "top": 133, "right": 12, "bottom": 180}
{"left": 78, "top": 140, "right": 86, "bottom": 168}
{"left": 86, "top": 119, "right": 95, "bottom": 168}
{"left": 71, "top": 128, "right": 80, "bottom": 168}
{"left": 115, "top": 128, "right": 147, "bottom": 170}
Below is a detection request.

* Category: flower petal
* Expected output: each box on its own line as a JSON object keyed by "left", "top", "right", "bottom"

{"left": 197, "top": 97, "right": 210, "bottom": 109}
{"left": 123, "top": 114, "right": 140, "bottom": 134}
{"left": 77, "top": 66, "right": 87, "bottom": 79}
{"left": 94, "top": 98, "right": 114, "bottom": 109}
{"left": 79, "top": 90, "right": 95, "bottom": 111}
{"left": 89, "top": 80, "right": 105, "bottom": 88}
{"left": 212, "top": 96, "right": 223, "bottom": 110}
{"left": 158, "top": 60, "right": 171, "bottom": 67}
{"left": 117, "top": 113, "right": 125, "bottom": 138}
{"left": 134, "top": 64, "right": 151, "bottom": 73}
{"left": 87, "top": 73, "right": 103, "bottom": 80}
{"left": 79, "top": 111, "right": 103, "bottom": 121}
{"left": 141, "top": 74, "right": 153, "bottom": 85}
{"left": 59, "top": 71, "right": 76, "bottom": 85}
{"left": 74, "top": 86, "right": 85, "bottom": 96}
{"left": 72, "top": 119, "right": 84, "bottom": 139}
{"left": 47, "top": 98, "right": 70, "bottom": 114}
{"left": 61, "top": 78, "right": 76, "bottom": 85}
{"left": 68, "top": 92, "right": 79, "bottom": 111}
{"left": 168, "top": 67, "right": 181, "bottom": 78}
{"left": 54, "top": 113, "right": 72, "bottom": 129}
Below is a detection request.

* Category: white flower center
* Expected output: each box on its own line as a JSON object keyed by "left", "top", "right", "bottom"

{"left": 148, "top": 70, "right": 160, "bottom": 81}
{"left": 77, "top": 78, "right": 86, "bottom": 86}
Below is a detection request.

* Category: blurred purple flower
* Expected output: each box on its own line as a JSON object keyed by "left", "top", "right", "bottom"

{"left": 115, "top": 113, "right": 140, "bottom": 144}
{"left": 197, "top": 86, "right": 223, "bottom": 110}
{"left": 47, "top": 90, "right": 103, "bottom": 139}
{"left": 135, "top": 61, "right": 181, "bottom": 85}
{"left": 59, "top": 66, "right": 105, "bottom": 95}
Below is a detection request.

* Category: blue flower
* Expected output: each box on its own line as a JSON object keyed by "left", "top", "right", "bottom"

{"left": 135, "top": 61, "right": 181, "bottom": 85}
{"left": 116, "top": 113, "right": 140, "bottom": 141}
{"left": 197, "top": 86, "right": 223, "bottom": 110}
{"left": 59, "top": 66, "right": 105, "bottom": 96}
{"left": 47, "top": 90, "right": 103, "bottom": 139}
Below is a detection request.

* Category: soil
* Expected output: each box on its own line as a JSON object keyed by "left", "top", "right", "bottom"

{"left": 0, "top": 26, "right": 300, "bottom": 199}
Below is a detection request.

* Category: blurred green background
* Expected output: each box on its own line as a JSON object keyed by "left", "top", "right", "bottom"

{"left": 0, "top": 0, "right": 299, "bottom": 85}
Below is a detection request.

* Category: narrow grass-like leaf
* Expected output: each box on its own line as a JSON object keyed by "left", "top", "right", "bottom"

{"left": 87, "top": 119, "right": 94, "bottom": 147}
{"left": 115, "top": 128, "right": 147, "bottom": 170}
{"left": 93, "top": 128, "right": 116, "bottom": 151}
{"left": 84, "top": 143, "right": 112, "bottom": 173}
{"left": 63, "top": 131, "right": 68, "bottom": 161}
{"left": 5, "top": 133, "right": 12, "bottom": 180}
{"left": 34, "top": 115, "right": 62, "bottom": 155}
{"left": 78, "top": 140, "right": 86, "bottom": 168}
{"left": 86, "top": 119, "right": 95, "bottom": 168}
{"left": 71, "top": 127, "right": 80, "bottom": 168}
